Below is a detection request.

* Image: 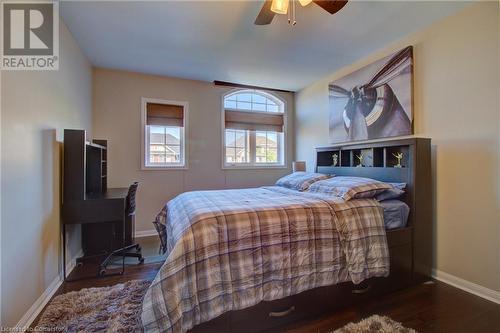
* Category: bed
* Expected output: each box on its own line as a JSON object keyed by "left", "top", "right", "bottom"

{"left": 142, "top": 138, "right": 432, "bottom": 333}
{"left": 380, "top": 200, "right": 410, "bottom": 229}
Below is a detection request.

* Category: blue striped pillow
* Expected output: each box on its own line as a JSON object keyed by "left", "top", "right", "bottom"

{"left": 275, "top": 172, "right": 331, "bottom": 191}
{"left": 307, "top": 176, "right": 391, "bottom": 201}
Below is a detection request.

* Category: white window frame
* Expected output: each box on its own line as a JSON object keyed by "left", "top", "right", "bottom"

{"left": 141, "top": 97, "right": 189, "bottom": 170}
{"left": 221, "top": 89, "right": 287, "bottom": 169}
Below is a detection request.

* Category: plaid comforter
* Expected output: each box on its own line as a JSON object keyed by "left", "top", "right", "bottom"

{"left": 141, "top": 186, "right": 389, "bottom": 333}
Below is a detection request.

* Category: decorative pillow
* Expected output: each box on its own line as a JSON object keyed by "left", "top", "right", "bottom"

{"left": 375, "top": 182, "right": 407, "bottom": 201}
{"left": 389, "top": 182, "right": 407, "bottom": 190}
{"left": 307, "top": 176, "right": 392, "bottom": 201}
{"left": 376, "top": 188, "right": 405, "bottom": 201}
{"left": 275, "top": 172, "right": 331, "bottom": 191}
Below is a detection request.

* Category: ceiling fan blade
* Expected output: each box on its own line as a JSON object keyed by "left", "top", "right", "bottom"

{"left": 313, "top": 0, "right": 348, "bottom": 15}
{"left": 254, "top": 0, "right": 276, "bottom": 25}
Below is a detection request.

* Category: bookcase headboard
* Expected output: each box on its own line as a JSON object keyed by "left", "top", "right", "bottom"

{"left": 315, "top": 137, "right": 433, "bottom": 277}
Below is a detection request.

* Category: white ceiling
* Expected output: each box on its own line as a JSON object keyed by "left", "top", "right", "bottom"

{"left": 61, "top": 1, "right": 470, "bottom": 91}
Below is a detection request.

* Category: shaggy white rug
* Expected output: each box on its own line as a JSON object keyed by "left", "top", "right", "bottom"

{"left": 36, "top": 280, "right": 149, "bottom": 333}
{"left": 333, "top": 315, "right": 417, "bottom": 333}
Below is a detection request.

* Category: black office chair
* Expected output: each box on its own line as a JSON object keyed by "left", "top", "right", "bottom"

{"left": 98, "top": 182, "right": 143, "bottom": 276}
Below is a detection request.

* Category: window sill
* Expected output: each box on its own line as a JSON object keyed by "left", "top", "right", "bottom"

{"left": 142, "top": 165, "right": 188, "bottom": 171}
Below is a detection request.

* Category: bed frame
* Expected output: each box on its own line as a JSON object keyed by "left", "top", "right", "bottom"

{"left": 190, "top": 137, "right": 432, "bottom": 333}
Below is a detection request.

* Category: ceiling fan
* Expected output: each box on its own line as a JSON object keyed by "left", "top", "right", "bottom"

{"left": 255, "top": 0, "right": 348, "bottom": 25}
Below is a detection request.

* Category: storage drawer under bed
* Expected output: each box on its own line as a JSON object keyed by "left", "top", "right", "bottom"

{"left": 189, "top": 227, "right": 414, "bottom": 333}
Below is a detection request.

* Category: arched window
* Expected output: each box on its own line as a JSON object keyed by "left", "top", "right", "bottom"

{"left": 223, "top": 90, "right": 285, "bottom": 167}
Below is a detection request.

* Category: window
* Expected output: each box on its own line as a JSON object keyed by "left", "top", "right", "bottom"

{"left": 223, "top": 90, "right": 285, "bottom": 168}
{"left": 225, "top": 129, "right": 249, "bottom": 163}
{"left": 142, "top": 99, "right": 188, "bottom": 169}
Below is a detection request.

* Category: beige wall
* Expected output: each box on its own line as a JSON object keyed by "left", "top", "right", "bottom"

{"left": 295, "top": 2, "right": 499, "bottom": 292}
{"left": 0, "top": 21, "right": 92, "bottom": 326}
{"left": 92, "top": 69, "right": 294, "bottom": 233}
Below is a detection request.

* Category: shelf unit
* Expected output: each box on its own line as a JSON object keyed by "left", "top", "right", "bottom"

{"left": 85, "top": 144, "right": 107, "bottom": 194}
{"left": 63, "top": 130, "right": 108, "bottom": 200}
{"left": 63, "top": 129, "right": 110, "bottom": 255}
{"left": 317, "top": 145, "right": 409, "bottom": 169}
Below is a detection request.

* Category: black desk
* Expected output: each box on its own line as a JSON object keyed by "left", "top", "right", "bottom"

{"left": 62, "top": 187, "right": 128, "bottom": 280}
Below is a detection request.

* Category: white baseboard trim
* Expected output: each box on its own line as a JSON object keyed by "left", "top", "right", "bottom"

{"left": 135, "top": 229, "right": 158, "bottom": 238}
{"left": 15, "top": 249, "right": 84, "bottom": 329}
{"left": 432, "top": 269, "right": 500, "bottom": 305}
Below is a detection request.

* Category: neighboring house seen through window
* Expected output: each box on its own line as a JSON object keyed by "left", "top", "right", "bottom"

{"left": 148, "top": 126, "right": 181, "bottom": 164}
{"left": 223, "top": 90, "right": 285, "bottom": 167}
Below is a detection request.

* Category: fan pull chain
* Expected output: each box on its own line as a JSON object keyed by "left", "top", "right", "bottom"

{"left": 287, "top": 1, "right": 297, "bottom": 26}
{"left": 284, "top": 1, "right": 297, "bottom": 26}
{"left": 287, "top": 2, "right": 291, "bottom": 24}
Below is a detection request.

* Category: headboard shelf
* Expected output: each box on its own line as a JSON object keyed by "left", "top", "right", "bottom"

{"left": 316, "top": 143, "right": 411, "bottom": 169}
{"left": 315, "top": 137, "right": 432, "bottom": 279}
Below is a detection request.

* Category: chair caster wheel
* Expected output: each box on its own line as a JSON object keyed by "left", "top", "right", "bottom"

{"left": 98, "top": 268, "right": 106, "bottom": 276}
{"left": 139, "top": 257, "right": 145, "bottom": 264}
{"left": 76, "top": 262, "right": 83, "bottom": 268}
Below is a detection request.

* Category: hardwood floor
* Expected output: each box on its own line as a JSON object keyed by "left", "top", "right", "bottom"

{"left": 58, "top": 260, "right": 163, "bottom": 294}
{"left": 35, "top": 261, "right": 500, "bottom": 332}
{"left": 277, "top": 281, "right": 500, "bottom": 333}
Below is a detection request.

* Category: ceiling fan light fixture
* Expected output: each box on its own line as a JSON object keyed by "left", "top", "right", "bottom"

{"left": 271, "top": 0, "right": 289, "bottom": 14}
{"left": 298, "top": 0, "right": 312, "bottom": 6}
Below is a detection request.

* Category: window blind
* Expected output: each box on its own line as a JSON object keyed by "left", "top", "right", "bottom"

{"left": 225, "top": 110, "right": 284, "bottom": 132}
{"left": 147, "top": 103, "right": 184, "bottom": 127}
